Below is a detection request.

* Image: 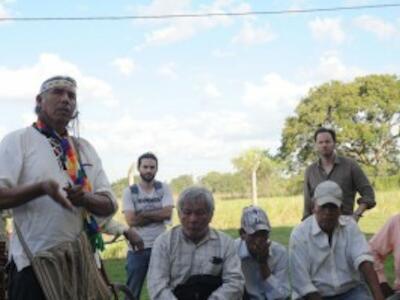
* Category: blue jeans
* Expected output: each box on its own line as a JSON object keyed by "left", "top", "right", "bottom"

{"left": 322, "top": 284, "right": 372, "bottom": 300}
{"left": 126, "top": 248, "right": 152, "bottom": 300}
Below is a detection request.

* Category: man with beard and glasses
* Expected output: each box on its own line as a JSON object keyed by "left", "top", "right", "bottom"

{"left": 0, "top": 76, "right": 117, "bottom": 300}
{"left": 303, "top": 127, "right": 375, "bottom": 222}
{"left": 122, "top": 152, "right": 174, "bottom": 300}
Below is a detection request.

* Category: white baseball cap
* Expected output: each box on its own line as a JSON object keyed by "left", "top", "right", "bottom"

{"left": 314, "top": 181, "right": 343, "bottom": 207}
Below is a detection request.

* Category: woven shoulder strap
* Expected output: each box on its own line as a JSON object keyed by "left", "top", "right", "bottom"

{"left": 13, "top": 221, "right": 34, "bottom": 262}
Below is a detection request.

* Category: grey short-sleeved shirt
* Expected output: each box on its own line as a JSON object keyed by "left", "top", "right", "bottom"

{"left": 122, "top": 182, "right": 173, "bottom": 249}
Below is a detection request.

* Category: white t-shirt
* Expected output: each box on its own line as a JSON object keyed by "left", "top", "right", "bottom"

{"left": 0, "top": 126, "right": 115, "bottom": 271}
{"left": 122, "top": 182, "right": 173, "bottom": 249}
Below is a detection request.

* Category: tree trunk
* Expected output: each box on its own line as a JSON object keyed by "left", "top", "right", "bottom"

{"left": 127, "top": 163, "right": 135, "bottom": 186}
{"left": 252, "top": 169, "right": 258, "bottom": 206}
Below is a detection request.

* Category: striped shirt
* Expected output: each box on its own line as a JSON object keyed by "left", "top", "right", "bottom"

{"left": 147, "top": 225, "right": 244, "bottom": 300}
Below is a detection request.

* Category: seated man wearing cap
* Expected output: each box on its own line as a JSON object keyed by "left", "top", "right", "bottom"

{"left": 236, "top": 206, "right": 290, "bottom": 300}
{"left": 289, "top": 181, "right": 384, "bottom": 300}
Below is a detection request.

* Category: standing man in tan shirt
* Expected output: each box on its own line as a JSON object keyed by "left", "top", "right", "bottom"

{"left": 303, "top": 127, "right": 375, "bottom": 221}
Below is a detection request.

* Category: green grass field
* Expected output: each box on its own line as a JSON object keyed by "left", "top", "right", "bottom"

{"left": 103, "top": 190, "right": 399, "bottom": 300}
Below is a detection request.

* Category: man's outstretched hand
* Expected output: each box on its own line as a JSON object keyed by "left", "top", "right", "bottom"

{"left": 41, "top": 180, "right": 73, "bottom": 210}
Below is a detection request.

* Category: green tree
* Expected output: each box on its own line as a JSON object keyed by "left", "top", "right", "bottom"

{"left": 279, "top": 74, "right": 400, "bottom": 177}
{"left": 200, "top": 171, "right": 247, "bottom": 198}
{"left": 169, "top": 174, "right": 194, "bottom": 195}
{"left": 200, "top": 171, "right": 225, "bottom": 194}
{"left": 232, "top": 148, "right": 276, "bottom": 205}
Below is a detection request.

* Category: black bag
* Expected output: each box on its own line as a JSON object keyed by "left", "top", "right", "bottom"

{"left": 173, "top": 274, "right": 223, "bottom": 300}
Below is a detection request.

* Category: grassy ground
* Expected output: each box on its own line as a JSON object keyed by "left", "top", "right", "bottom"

{"left": 103, "top": 191, "right": 399, "bottom": 300}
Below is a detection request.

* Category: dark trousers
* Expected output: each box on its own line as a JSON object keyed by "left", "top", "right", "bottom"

{"left": 8, "top": 260, "right": 46, "bottom": 300}
{"left": 126, "top": 248, "right": 152, "bottom": 300}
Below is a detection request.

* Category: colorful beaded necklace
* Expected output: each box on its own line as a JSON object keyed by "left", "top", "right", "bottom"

{"left": 33, "top": 120, "right": 105, "bottom": 251}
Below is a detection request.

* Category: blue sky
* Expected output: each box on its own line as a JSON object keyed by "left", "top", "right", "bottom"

{"left": 0, "top": 0, "right": 399, "bottom": 182}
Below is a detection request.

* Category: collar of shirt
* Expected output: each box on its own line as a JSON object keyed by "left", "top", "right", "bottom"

{"left": 237, "top": 239, "right": 251, "bottom": 259}
{"left": 180, "top": 227, "right": 218, "bottom": 247}
{"left": 311, "top": 215, "right": 348, "bottom": 237}
{"left": 317, "top": 154, "right": 341, "bottom": 167}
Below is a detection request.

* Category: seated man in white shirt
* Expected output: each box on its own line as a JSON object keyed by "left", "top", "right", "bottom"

{"left": 147, "top": 186, "right": 244, "bottom": 300}
{"left": 236, "top": 206, "right": 290, "bottom": 300}
{"left": 289, "top": 180, "right": 384, "bottom": 300}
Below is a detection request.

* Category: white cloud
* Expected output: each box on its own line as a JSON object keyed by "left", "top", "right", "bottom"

{"left": 300, "top": 51, "right": 366, "bottom": 82}
{"left": 143, "top": 24, "right": 195, "bottom": 46}
{"left": 354, "top": 15, "right": 398, "bottom": 40}
{"left": 309, "top": 17, "right": 346, "bottom": 44}
{"left": 21, "top": 112, "right": 36, "bottom": 126}
{"left": 0, "top": 3, "right": 12, "bottom": 25}
{"left": 203, "top": 82, "right": 221, "bottom": 98}
{"left": 134, "top": 0, "right": 191, "bottom": 22}
{"left": 232, "top": 22, "right": 276, "bottom": 45}
{"left": 112, "top": 57, "right": 136, "bottom": 76}
{"left": 0, "top": 53, "right": 118, "bottom": 107}
{"left": 242, "top": 52, "right": 367, "bottom": 128}
{"left": 243, "top": 73, "right": 309, "bottom": 112}
{"left": 81, "top": 110, "right": 263, "bottom": 180}
{"left": 157, "top": 62, "right": 178, "bottom": 79}
{"left": 0, "top": 5, "right": 7, "bottom": 18}
{"left": 134, "top": 0, "right": 252, "bottom": 48}
{"left": 314, "top": 52, "right": 365, "bottom": 81}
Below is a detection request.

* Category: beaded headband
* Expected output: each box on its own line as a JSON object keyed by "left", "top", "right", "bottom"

{"left": 39, "top": 76, "right": 77, "bottom": 94}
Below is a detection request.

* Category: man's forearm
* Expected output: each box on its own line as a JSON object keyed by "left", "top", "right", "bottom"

{"left": 83, "top": 192, "right": 116, "bottom": 216}
{"left": 354, "top": 203, "right": 368, "bottom": 221}
{"left": 128, "top": 206, "right": 173, "bottom": 227}
{"left": 140, "top": 207, "right": 172, "bottom": 222}
{"left": 131, "top": 214, "right": 153, "bottom": 227}
{"left": 0, "top": 184, "right": 46, "bottom": 209}
{"left": 359, "top": 261, "right": 385, "bottom": 300}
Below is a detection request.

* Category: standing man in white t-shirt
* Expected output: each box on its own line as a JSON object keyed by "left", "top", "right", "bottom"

{"left": 122, "top": 152, "right": 174, "bottom": 300}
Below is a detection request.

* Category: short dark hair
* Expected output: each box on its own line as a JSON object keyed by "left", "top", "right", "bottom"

{"left": 137, "top": 152, "right": 158, "bottom": 168}
{"left": 314, "top": 127, "right": 336, "bottom": 143}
